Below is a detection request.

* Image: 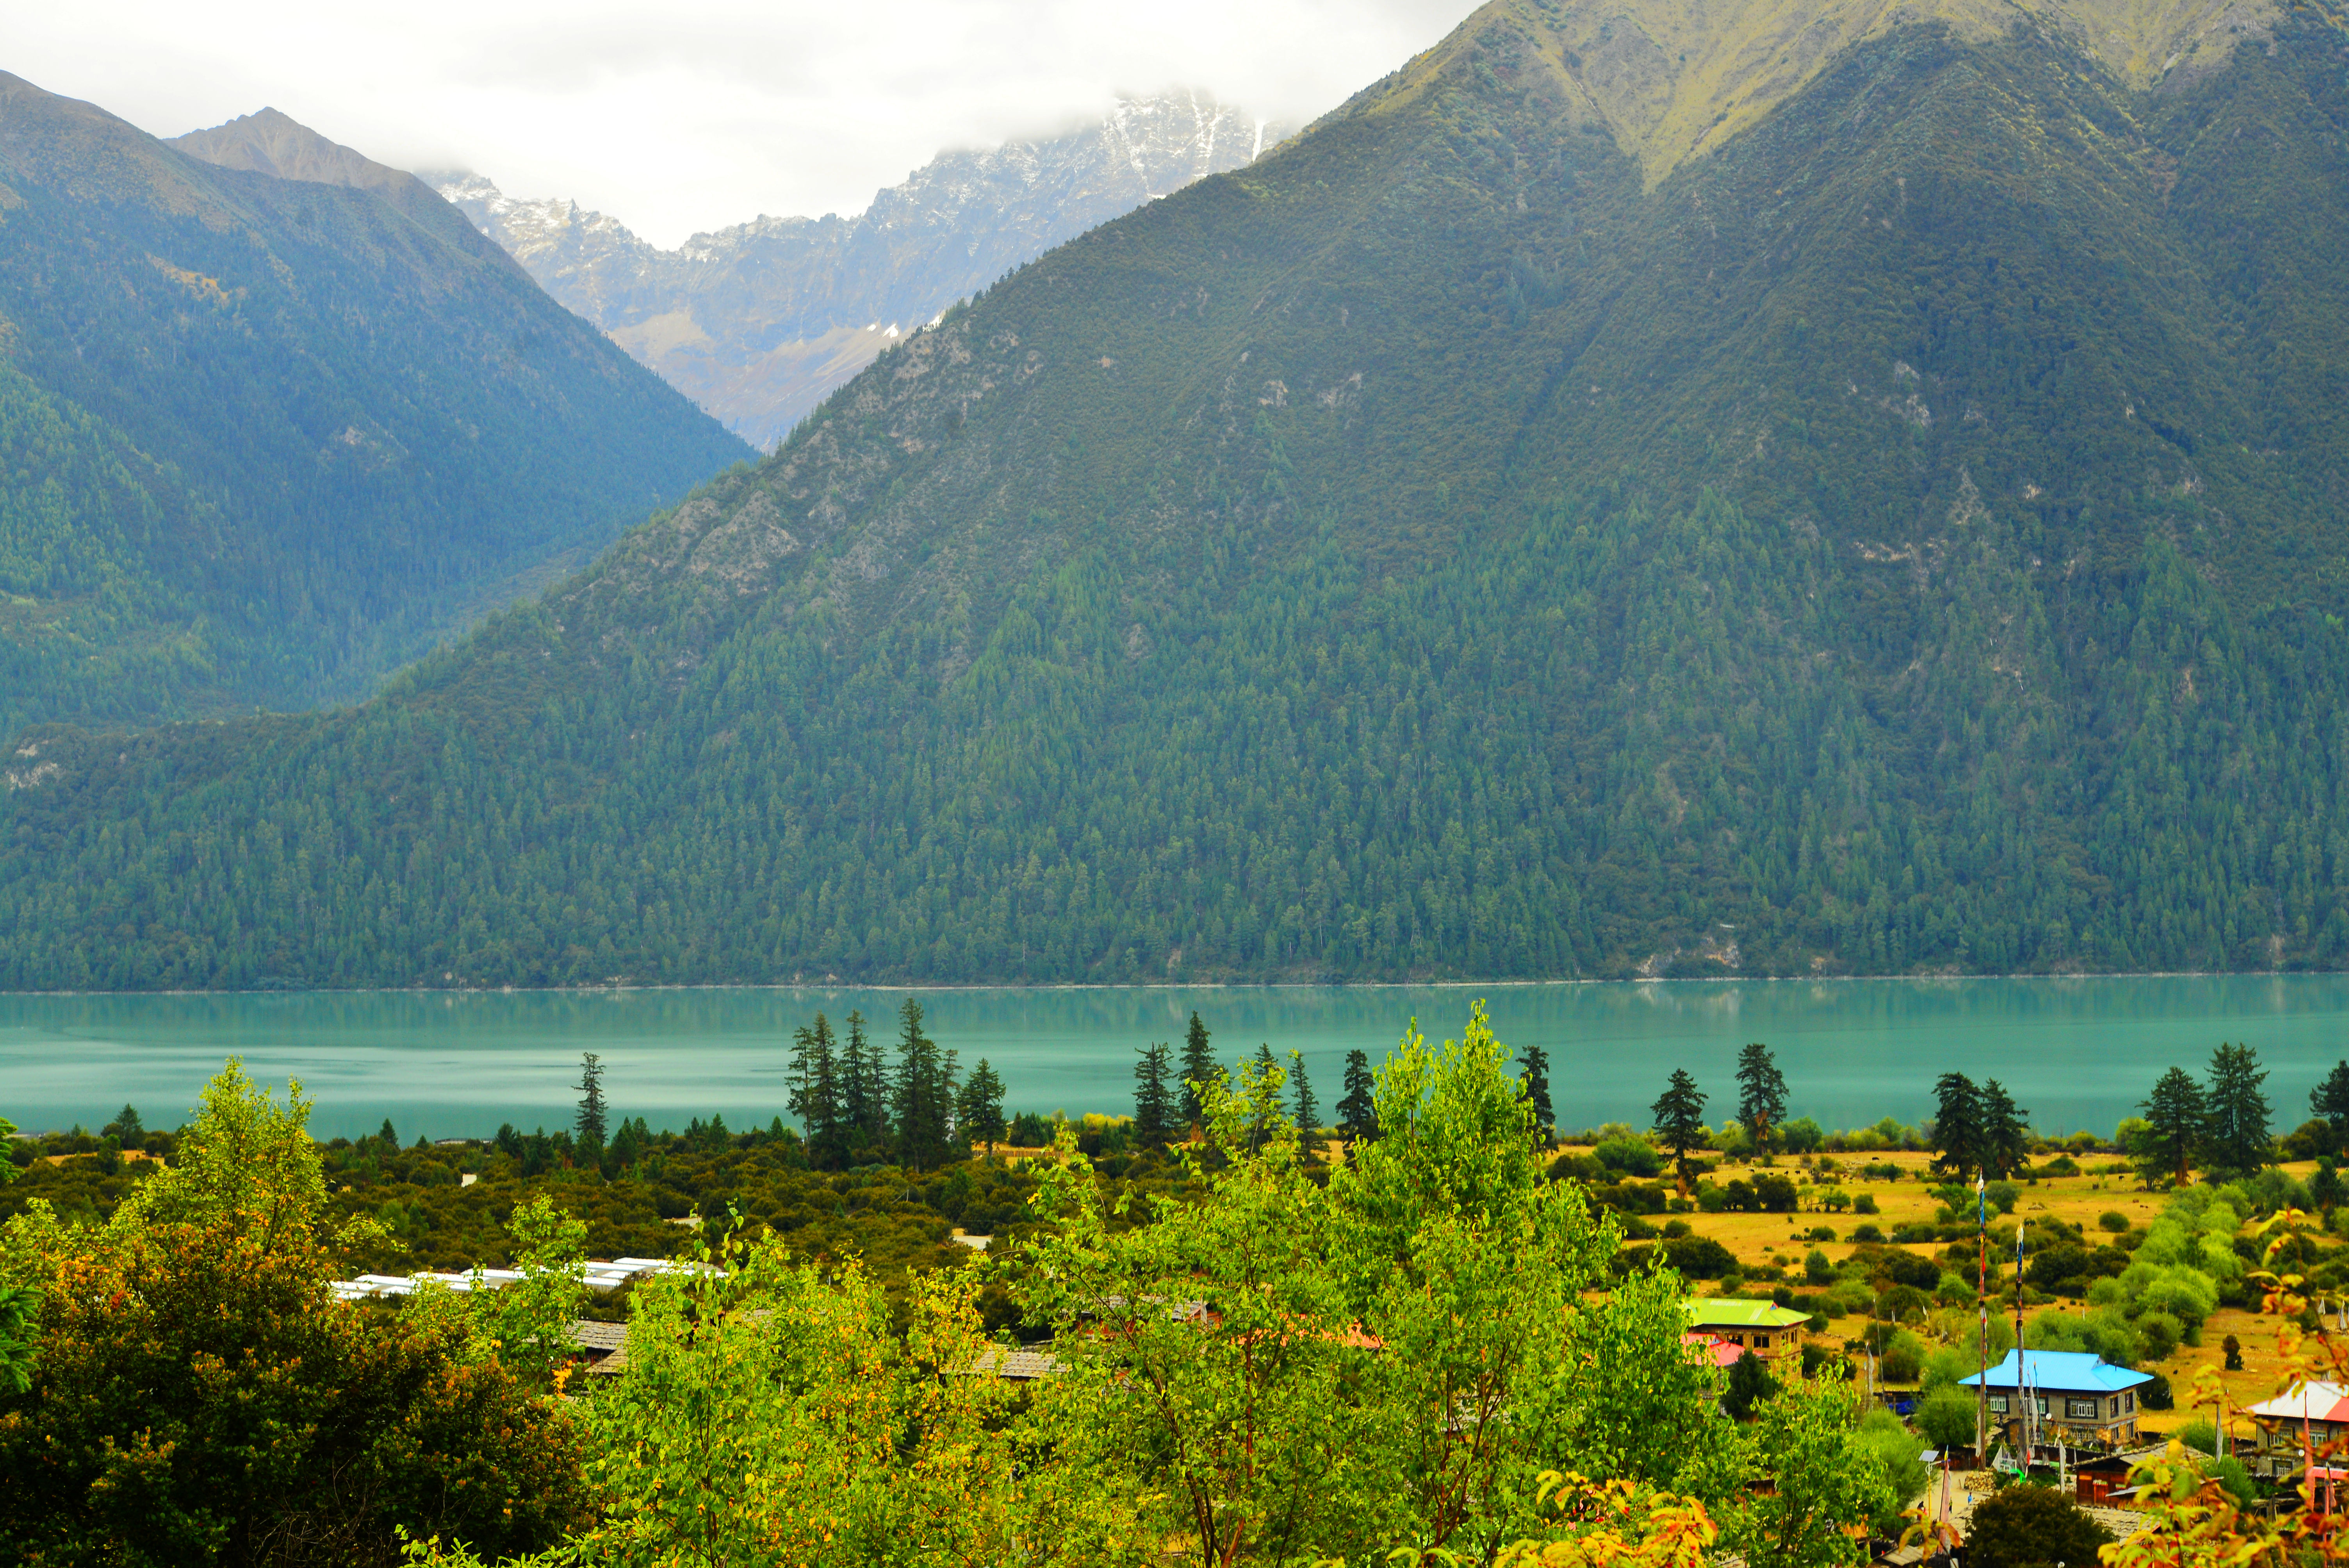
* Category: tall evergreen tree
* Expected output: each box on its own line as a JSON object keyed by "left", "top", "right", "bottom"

{"left": 1336, "top": 1049, "right": 1378, "bottom": 1144}
{"left": 1289, "top": 1051, "right": 1320, "bottom": 1148}
{"left": 1650, "top": 1068, "right": 1709, "bottom": 1197}
{"left": 956, "top": 1058, "right": 1007, "bottom": 1155}
{"left": 1978, "top": 1080, "right": 2029, "bottom": 1180}
{"left": 1930, "top": 1073, "right": 1982, "bottom": 1180}
{"left": 787, "top": 1014, "right": 845, "bottom": 1168}
{"left": 1734, "top": 1044, "right": 1788, "bottom": 1159}
{"left": 2138, "top": 1067, "right": 2210, "bottom": 1187}
{"left": 890, "top": 998, "right": 958, "bottom": 1172}
{"left": 1178, "top": 1012, "right": 1217, "bottom": 1131}
{"left": 2203, "top": 1042, "right": 2274, "bottom": 1180}
{"left": 574, "top": 1053, "right": 607, "bottom": 1151}
{"left": 1247, "top": 1043, "right": 1280, "bottom": 1151}
{"left": 2312, "top": 1061, "right": 2349, "bottom": 1157}
{"left": 1133, "top": 1042, "right": 1174, "bottom": 1148}
{"left": 840, "top": 1009, "right": 891, "bottom": 1152}
{"left": 1518, "top": 1047, "right": 1556, "bottom": 1145}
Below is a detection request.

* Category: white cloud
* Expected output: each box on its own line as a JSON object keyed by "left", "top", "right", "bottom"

{"left": 11, "top": 0, "right": 1471, "bottom": 247}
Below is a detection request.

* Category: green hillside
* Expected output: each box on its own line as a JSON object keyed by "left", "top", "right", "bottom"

{"left": 0, "top": 75, "right": 751, "bottom": 736}
{"left": 4, "top": 0, "right": 2348, "bottom": 987}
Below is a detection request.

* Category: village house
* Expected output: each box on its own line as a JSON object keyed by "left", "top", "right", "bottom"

{"left": 2240, "top": 1381, "right": 2349, "bottom": 1484}
{"left": 1960, "top": 1349, "right": 2151, "bottom": 1450}
{"left": 1681, "top": 1299, "right": 1810, "bottom": 1363}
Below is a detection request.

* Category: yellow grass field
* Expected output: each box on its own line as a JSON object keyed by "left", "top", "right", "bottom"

{"left": 1560, "top": 1142, "right": 2339, "bottom": 1445}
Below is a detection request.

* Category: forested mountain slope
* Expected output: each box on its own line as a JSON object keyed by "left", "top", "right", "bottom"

{"left": 4, "top": 0, "right": 2347, "bottom": 988}
{"left": 0, "top": 78, "right": 751, "bottom": 737}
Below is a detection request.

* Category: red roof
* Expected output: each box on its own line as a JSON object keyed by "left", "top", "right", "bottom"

{"left": 2244, "top": 1382, "right": 2349, "bottom": 1424}
{"left": 1684, "top": 1331, "right": 1745, "bottom": 1368}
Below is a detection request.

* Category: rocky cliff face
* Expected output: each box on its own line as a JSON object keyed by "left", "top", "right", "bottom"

{"left": 433, "top": 91, "right": 1291, "bottom": 446}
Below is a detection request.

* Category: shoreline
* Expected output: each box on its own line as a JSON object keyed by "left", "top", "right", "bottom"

{"left": 1, "top": 969, "right": 2341, "bottom": 1000}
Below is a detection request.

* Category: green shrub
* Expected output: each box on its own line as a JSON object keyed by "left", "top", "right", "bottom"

{"left": 1920, "top": 1345, "right": 1977, "bottom": 1391}
{"left": 1963, "top": 1482, "right": 2114, "bottom": 1568}
{"left": 1854, "top": 1408, "right": 1928, "bottom": 1531}
{"left": 2098, "top": 1210, "right": 2130, "bottom": 1232}
{"left": 1595, "top": 1137, "right": 1664, "bottom": 1178}
{"left": 1914, "top": 1384, "right": 1981, "bottom": 1453}
{"left": 1880, "top": 1328, "right": 1927, "bottom": 1383}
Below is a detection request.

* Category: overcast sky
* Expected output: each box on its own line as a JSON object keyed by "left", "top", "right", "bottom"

{"left": 11, "top": 0, "right": 1469, "bottom": 247}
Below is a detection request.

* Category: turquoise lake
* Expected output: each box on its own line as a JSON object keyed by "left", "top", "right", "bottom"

{"left": 5, "top": 976, "right": 2348, "bottom": 1140}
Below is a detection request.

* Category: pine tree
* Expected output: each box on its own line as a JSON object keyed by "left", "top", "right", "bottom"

{"left": 2138, "top": 1066, "right": 2209, "bottom": 1187}
{"left": 2312, "top": 1060, "right": 2349, "bottom": 1157}
{"left": 574, "top": 1053, "right": 608, "bottom": 1152}
{"left": 1650, "top": 1068, "right": 1708, "bottom": 1196}
{"left": 1133, "top": 1043, "right": 1174, "bottom": 1148}
{"left": 1336, "top": 1049, "right": 1378, "bottom": 1143}
{"left": 956, "top": 1058, "right": 1007, "bottom": 1154}
{"left": 840, "top": 1009, "right": 891, "bottom": 1153}
{"left": 1930, "top": 1072, "right": 1982, "bottom": 1180}
{"left": 1247, "top": 1043, "right": 1280, "bottom": 1151}
{"left": 891, "top": 998, "right": 957, "bottom": 1173}
{"left": 102, "top": 1105, "right": 143, "bottom": 1144}
{"left": 2203, "top": 1042, "right": 2273, "bottom": 1181}
{"left": 1289, "top": 1051, "right": 1320, "bottom": 1148}
{"left": 1518, "top": 1046, "right": 1555, "bottom": 1146}
{"left": 1734, "top": 1043, "right": 1788, "bottom": 1160}
{"left": 1978, "top": 1079, "right": 2029, "bottom": 1179}
{"left": 1178, "top": 1012, "right": 1217, "bottom": 1131}
{"left": 787, "top": 1014, "right": 845, "bottom": 1168}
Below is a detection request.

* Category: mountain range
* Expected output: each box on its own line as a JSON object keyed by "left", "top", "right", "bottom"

{"left": 0, "top": 84, "right": 749, "bottom": 739}
{"left": 433, "top": 92, "right": 1293, "bottom": 447}
{"left": 4, "top": 0, "right": 2348, "bottom": 989}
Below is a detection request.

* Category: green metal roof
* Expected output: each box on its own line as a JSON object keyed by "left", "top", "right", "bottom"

{"left": 1682, "top": 1298, "right": 1810, "bottom": 1330}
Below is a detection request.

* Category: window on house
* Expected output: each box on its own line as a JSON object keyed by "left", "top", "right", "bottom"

{"left": 1755, "top": 1335, "right": 1770, "bottom": 1349}
{"left": 2124, "top": 1392, "right": 2135, "bottom": 1413}
{"left": 1988, "top": 1395, "right": 2009, "bottom": 1414}
{"left": 2067, "top": 1398, "right": 2099, "bottom": 1420}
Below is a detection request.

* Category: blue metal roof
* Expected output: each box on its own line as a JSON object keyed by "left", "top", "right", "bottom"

{"left": 1957, "top": 1349, "right": 2153, "bottom": 1394}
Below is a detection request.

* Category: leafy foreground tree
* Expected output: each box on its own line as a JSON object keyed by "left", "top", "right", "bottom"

{"left": 0, "top": 1219, "right": 586, "bottom": 1565}
{"left": 0, "top": 1061, "right": 588, "bottom": 1565}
